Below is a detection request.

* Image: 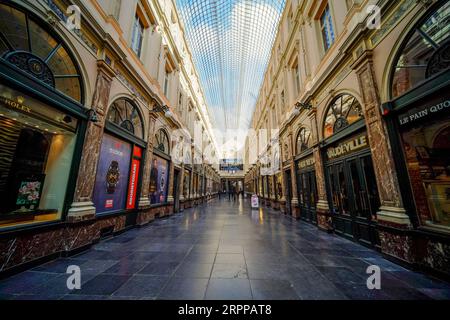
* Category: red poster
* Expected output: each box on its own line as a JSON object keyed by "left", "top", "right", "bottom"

{"left": 126, "top": 146, "right": 142, "bottom": 210}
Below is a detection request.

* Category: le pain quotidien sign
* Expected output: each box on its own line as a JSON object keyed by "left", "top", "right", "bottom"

{"left": 399, "top": 99, "right": 450, "bottom": 126}
{"left": 326, "top": 133, "right": 369, "bottom": 160}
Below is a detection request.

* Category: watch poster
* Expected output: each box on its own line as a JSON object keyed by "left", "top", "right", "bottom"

{"left": 149, "top": 155, "right": 169, "bottom": 204}
{"left": 93, "top": 133, "right": 132, "bottom": 214}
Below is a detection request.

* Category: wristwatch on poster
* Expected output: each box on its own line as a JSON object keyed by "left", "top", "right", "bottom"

{"left": 106, "top": 161, "right": 120, "bottom": 194}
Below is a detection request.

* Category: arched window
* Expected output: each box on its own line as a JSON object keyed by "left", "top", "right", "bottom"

{"left": 323, "top": 94, "right": 363, "bottom": 139}
{"left": 0, "top": 3, "right": 83, "bottom": 102}
{"left": 391, "top": 0, "right": 450, "bottom": 98}
{"left": 296, "top": 127, "right": 311, "bottom": 154}
{"left": 155, "top": 129, "right": 170, "bottom": 154}
{"left": 107, "top": 98, "right": 144, "bottom": 139}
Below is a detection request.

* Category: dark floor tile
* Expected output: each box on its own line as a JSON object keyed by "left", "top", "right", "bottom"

{"left": 0, "top": 271, "right": 60, "bottom": 294}
{"left": 211, "top": 263, "right": 248, "bottom": 279}
{"left": 333, "top": 283, "right": 392, "bottom": 300}
{"left": 32, "top": 258, "right": 85, "bottom": 273}
{"left": 190, "top": 245, "right": 219, "bottom": 253}
{"left": 250, "top": 279, "right": 300, "bottom": 300}
{"left": 61, "top": 294, "right": 108, "bottom": 300}
{"left": 173, "top": 262, "right": 213, "bottom": 278}
{"left": 218, "top": 245, "right": 244, "bottom": 253}
{"left": 12, "top": 293, "right": 64, "bottom": 300}
{"left": 137, "top": 262, "right": 180, "bottom": 276}
{"left": 78, "top": 260, "right": 118, "bottom": 275}
{"left": 418, "top": 288, "right": 450, "bottom": 300}
{"left": 315, "top": 266, "right": 366, "bottom": 285}
{"left": 102, "top": 260, "right": 148, "bottom": 275}
{"left": 387, "top": 271, "right": 450, "bottom": 289}
{"left": 302, "top": 254, "right": 349, "bottom": 267}
{"left": 246, "top": 263, "right": 291, "bottom": 280}
{"left": 290, "top": 270, "right": 348, "bottom": 300}
{"left": 112, "top": 275, "right": 168, "bottom": 298}
{"left": 215, "top": 253, "right": 246, "bottom": 264}
{"left": 126, "top": 252, "right": 160, "bottom": 261}
{"left": 73, "top": 274, "right": 130, "bottom": 295}
{"left": 158, "top": 278, "right": 209, "bottom": 300}
{"left": 381, "top": 286, "right": 433, "bottom": 300}
{"left": 153, "top": 252, "right": 188, "bottom": 263}
{"left": 362, "top": 257, "right": 408, "bottom": 272}
{"left": 184, "top": 252, "right": 217, "bottom": 264}
{"left": 205, "top": 279, "right": 252, "bottom": 300}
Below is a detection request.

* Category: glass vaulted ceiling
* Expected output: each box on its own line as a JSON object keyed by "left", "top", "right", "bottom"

{"left": 175, "top": 0, "right": 286, "bottom": 134}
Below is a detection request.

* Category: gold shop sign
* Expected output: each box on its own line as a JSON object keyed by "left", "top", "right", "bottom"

{"left": 327, "top": 134, "right": 369, "bottom": 160}
{"left": 298, "top": 156, "right": 315, "bottom": 170}
{"left": 1, "top": 96, "right": 32, "bottom": 114}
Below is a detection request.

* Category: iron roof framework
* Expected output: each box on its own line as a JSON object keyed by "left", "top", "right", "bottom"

{"left": 175, "top": 0, "right": 286, "bottom": 135}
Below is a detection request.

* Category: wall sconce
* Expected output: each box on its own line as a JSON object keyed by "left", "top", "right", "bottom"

{"left": 292, "top": 101, "right": 313, "bottom": 117}
{"left": 150, "top": 104, "right": 173, "bottom": 119}
{"left": 86, "top": 109, "right": 99, "bottom": 123}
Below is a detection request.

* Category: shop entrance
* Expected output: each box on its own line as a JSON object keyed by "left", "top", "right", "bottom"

{"left": 173, "top": 168, "right": 180, "bottom": 213}
{"left": 284, "top": 170, "right": 292, "bottom": 215}
{"left": 325, "top": 150, "right": 380, "bottom": 247}
{"left": 297, "top": 169, "right": 318, "bottom": 224}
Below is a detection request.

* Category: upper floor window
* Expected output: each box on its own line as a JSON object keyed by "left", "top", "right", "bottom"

{"left": 293, "top": 61, "right": 301, "bottom": 96}
{"left": 0, "top": 3, "right": 83, "bottom": 102}
{"left": 107, "top": 98, "right": 144, "bottom": 139}
{"left": 323, "top": 94, "right": 363, "bottom": 139}
{"left": 391, "top": 0, "right": 450, "bottom": 99}
{"left": 320, "top": 4, "right": 335, "bottom": 52}
{"left": 131, "top": 15, "right": 144, "bottom": 57}
{"left": 164, "top": 68, "right": 170, "bottom": 97}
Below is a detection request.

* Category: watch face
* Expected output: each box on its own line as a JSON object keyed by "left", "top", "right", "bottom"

{"left": 106, "top": 161, "right": 120, "bottom": 194}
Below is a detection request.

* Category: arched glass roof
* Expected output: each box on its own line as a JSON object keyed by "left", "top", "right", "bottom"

{"left": 175, "top": 0, "right": 285, "bottom": 133}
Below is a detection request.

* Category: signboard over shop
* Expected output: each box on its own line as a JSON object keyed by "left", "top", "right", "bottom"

{"left": 326, "top": 133, "right": 369, "bottom": 160}
{"left": 399, "top": 99, "right": 450, "bottom": 126}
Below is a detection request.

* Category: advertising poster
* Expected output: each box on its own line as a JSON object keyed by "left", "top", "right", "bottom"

{"left": 126, "top": 146, "right": 142, "bottom": 210}
{"left": 93, "top": 133, "right": 132, "bottom": 214}
{"left": 149, "top": 155, "right": 169, "bottom": 204}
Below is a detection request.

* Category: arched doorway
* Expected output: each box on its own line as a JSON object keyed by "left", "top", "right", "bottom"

{"left": 322, "top": 94, "right": 380, "bottom": 247}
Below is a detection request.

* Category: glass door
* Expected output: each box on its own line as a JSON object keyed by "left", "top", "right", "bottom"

{"left": 326, "top": 162, "right": 354, "bottom": 239}
{"left": 298, "top": 170, "right": 318, "bottom": 224}
{"left": 326, "top": 153, "right": 380, "bottom": 247}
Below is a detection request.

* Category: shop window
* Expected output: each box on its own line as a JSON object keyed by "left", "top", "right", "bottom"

{"left": 391, "top": 0, "right": 450, "bottom": 98}
{"left": 155, "top": 129, "right": 170, "bottom": 154}
{"left": 108, "top": 98, "right": 144, "bottom": 139}
{"left": 0, "top": 3, "right": 83, "bottom": 102}
{"left": 401, "top": 120, "right": 450, "bottom": 229}
{"left": 323, "top": 94, "right": 363, "bottom": 139}
{"left": 93, "top": 99, "right": 144, "bottom": 215}
{"left": 0, "top": 84, "right": 78, "bottom": 228}
{"left": 296, "top": 127, "right": 311, "bottom": 154}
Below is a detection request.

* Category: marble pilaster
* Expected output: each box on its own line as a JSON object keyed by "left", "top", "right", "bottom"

{"left": 68, "top": 60, "right": 115, "bottom": 221}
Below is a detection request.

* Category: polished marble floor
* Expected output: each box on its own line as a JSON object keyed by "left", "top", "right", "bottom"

{"left": 1, "top": 197, "right": 450, "bottom": 300}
